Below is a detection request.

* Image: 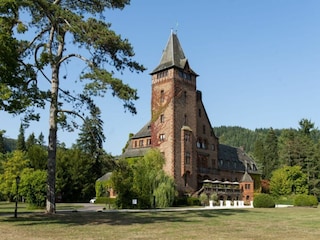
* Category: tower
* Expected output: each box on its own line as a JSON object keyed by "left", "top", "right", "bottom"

{"left": 122, "top": 31, "right": 260, "bottom": 199}
{"left": 150, "top": 31, "right": 199, "bottom": 193}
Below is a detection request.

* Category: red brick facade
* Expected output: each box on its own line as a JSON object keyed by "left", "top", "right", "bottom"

{"left": 122, "top": 32, "right": 259, "bottom": 200}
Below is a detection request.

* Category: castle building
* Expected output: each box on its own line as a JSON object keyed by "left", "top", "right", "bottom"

{"left": 122, "top": 32, "right": 260, "bottom": 202}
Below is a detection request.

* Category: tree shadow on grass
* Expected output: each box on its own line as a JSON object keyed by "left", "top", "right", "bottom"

{"left": 1, "top": 208, "right": 251, "bottom": 227}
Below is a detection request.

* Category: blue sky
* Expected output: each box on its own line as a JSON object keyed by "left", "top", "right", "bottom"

{"left": 2, "top": 0, "right": 320, "bottom": 155}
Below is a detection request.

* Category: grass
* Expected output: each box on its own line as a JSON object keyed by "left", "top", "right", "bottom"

{"left": 0, "top": 202, "right": 83, "bottom": 213}
{"left": 1, "top": 203, "right": 320, "bottom": 239}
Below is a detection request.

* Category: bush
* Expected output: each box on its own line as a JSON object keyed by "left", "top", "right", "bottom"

{"left": 294, "top": 194, "right": 318, "bottom": 207}
{"left": 173, "top": 196, "right": 188, "bottom": 207}
{"left": 95, "top": 197, "right": 116, "bottom": 206}
{"left": 275, "top": 195, "right": 295, "bottom": 205}
{"left": 199, "top": 193, "right": 208, "bottom": 206}
{"left": 187, "top": 197, "right": 201, "bottom": 206}
{"left": 253, "top": 194, "right": 275, "bottom": 208}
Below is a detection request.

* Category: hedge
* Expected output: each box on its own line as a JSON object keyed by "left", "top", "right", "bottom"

{"left": 253, "top": 194, "right": 275, "bottom": 208}
{"left": 293, "top": 194, "right": 318, "bottom": 207}
{"left": 95, "top": 197, "right": 116, "bottom": 205}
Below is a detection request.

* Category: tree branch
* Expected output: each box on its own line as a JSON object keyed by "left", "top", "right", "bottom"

{"left": 59, "top": 53, "right": 93, "bottom": 66}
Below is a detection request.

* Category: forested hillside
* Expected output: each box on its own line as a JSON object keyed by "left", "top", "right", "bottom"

{"left": 213, "top": 126, "right": 281, "bottom": 153}
{"left": 214, "top": 120, "right": 320, "bottom": 199}
{"left": 213, "top": 125, "right": 320, "bottom": 154}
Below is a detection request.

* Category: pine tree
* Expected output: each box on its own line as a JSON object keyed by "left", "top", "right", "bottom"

{"left": 26, "top": 133, "right": 36, "bottom": 150}
{"left": 262, "top": 128, "right": 279, "bottom": 179}
{"left": 0, "top": 0, "right": 145, "bottom": 213}
{"left": 16, "top": 124, "right": 26, "bottom": 151}
{"left": 0, "top": 131, "right": 6, "bottom": 154}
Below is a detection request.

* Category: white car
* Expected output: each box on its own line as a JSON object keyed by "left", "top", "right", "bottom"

{"left": 89, "top": 197, "right": 96, "bottom": 203}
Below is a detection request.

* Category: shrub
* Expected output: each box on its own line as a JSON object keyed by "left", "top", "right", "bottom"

{"left": 95, "top": 197, "right": 116, "bottom": 205}
{"left": 209, "top": 193, "right": 218, "bottom": 205}
{"left": 253, "top": 194, "right": 275, "bottom": 208}
{"left": 294, "top": 194, "right": 318, "bottom": 207}
{"left": 173, "top": 196, "right": 188, "bottom": 206}
{"left": 187, "top": 197, "right": 201, "bottom": 206}
{"left": 173, "top": 196, "right": 202, "bottom": 206}
{"left": 275, "top": 195, "right": 295, "bottom": 205}
{"left": 199, "top": 193, "right": 208, "bottom": 206}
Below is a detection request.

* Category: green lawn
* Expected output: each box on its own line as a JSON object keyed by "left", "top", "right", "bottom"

{"left": 1, "top": 203, "right": 320, "bottom": 239}
{"left": 0, "top": 202, "right": 83, "bottom": 213}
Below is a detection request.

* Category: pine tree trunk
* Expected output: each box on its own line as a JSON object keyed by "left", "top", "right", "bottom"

{"left": 46, "top": 64, "right": 59, "bottom": 214}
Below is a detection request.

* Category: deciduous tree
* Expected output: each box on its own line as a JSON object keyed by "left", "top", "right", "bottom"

{"left": 270, "top": 165, "right": 308, "bottom": 196}
{"left": 112, "top": 149, "right": 175, "bottom": 209}
{"left": 0, "top": 150, "right": 29, "bottom": 200}
{"left": 20, "top": 169, "right": 47, "bottom": 207}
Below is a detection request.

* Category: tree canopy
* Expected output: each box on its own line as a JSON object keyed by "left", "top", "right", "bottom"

{"left": 0, "top": 0, "right": 145, "bottom": 213}
{"left": 112, "top": 149, "right": 175, "bottom": 209}
{"left": 270, "top": 165, "right": 308, "bottom": 196}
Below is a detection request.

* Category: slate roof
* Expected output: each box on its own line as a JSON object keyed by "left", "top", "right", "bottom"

{"left": 218, "top": 144, "right": 259, "bottom": 174}
{"left": 121, "top": 147, "right": 151, "bottom": 159}
{"left": 121, "top": 122, "right": 151, "bottom": 158}
{"left": 131, "top": 122, "right": 151, "bottom": 139}
{"left": 151, "top": 31, "right": 197, "bottom": 75}
{"left": 241, "top": 172, "right": 253, "bottom": 182}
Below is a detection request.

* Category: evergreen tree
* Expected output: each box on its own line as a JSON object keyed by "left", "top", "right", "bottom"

{"left": 38, "top": 132, "right": 45, "bottom": 146}
{"left": 253, "top": 138, "right": 264, "bottom": 170}
{"left": 308, "top": 142, "right": 320, "bottom": 197}
{"left": 27, "top": 145, "right": 47, "bottom": 170}
{"left": 262, "top": 128, "right": 279, "bottom": 179}
{"left": 298, "top": 119, "right": 314, "bottom": 136}
{"left": 16, "top": 124, "right": 26, "bottom": 151}
{"left": 0, "top": 131, "right": 6, "bottom": 154}
{"left": 278, "top": 129, "right": 299, "bottom": 166}
{"left": 26, "top": 133, "right": 36, "bottom": 150}
{"left": 76, "top": 104, "right": 111, "bottom": 185}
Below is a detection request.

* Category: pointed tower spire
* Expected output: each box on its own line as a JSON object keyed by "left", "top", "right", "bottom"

{"left": 151, "top": 32, "right": 190, "bottom": 74}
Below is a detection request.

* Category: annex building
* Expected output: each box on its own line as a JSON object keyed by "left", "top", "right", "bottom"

{"left": 122, "top": 32, "right": 260, "bottom": 203}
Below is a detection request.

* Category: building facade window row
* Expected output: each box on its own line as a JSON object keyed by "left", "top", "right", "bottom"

{"left": 196, "top": 138, "right": 216, "bottom": 151}
{"left": 133, "top": 138, "right": 152, "bottom": 148}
